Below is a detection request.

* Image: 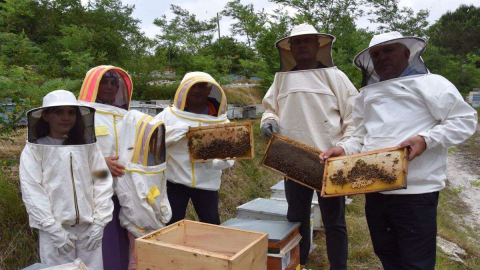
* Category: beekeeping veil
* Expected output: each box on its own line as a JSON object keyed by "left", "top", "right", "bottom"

{"left": 116, "top": 110, "right": 171, "bottom": 236}
{"left": 78, "top": 65, "right": 133, "bottom": 109}
{"left": 27, "top": 90, "right": 95, "bottom": 144}
{"left": 354, "top": 31, "right": 428, "bottom": 86}
{"left": 173, "top": 72, "right": 227, "bottom": 117}
{"left": 276, "top": 23, "right": 335, "bottom": 72}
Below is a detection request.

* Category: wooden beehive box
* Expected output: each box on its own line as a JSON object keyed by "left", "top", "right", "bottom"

{"left": 221, "top": 219, "right": 301, "bottom": 270}
{"left": 136, "top": 220, "right": 268, "bottom": 270}
{"left": 186, "top": 121, "right": 254, "bottom": 163}
{"left": 321, "top": 147, "right": 408, "bottom": 197}
{"left": 261, "top": 134, "right": 324, "bottom": 192}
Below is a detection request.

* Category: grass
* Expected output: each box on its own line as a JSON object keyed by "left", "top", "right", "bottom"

{"left": 223, "top": 85, "right": 264, "bottom": 105}
{"left": 470, "top": 180, "right": 480, "bottom": 187}
{"left": 2, "top": 124, "right": 480, "bottom": 269}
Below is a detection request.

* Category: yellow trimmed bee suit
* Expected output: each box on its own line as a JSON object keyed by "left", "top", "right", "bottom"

{"left": 77, "top": 65, "right": 133, "bottom": 181}
{"left": 261, "top": 68, "right": 359, "bottom": 150}
{"left": 155, "top": 72, "right": 234, "bottom": 191}
{"left": 19, "top": 90, "right": 113, "bottom": 270}
{"left": 115, "top": 110, "right": 172, "bottom": 237}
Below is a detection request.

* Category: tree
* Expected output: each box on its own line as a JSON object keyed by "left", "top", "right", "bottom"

{"left": 154, "top": 5, "right": 217, "bottom": 57}
{"left": 429, "top": 5, "right": 480, "bottom": 92}
{"left": 221, "top": 0, "right": 267, "bottom": 47}
{"left": 272, "top": 0, "right": 364, "bottom": 33}
{"left": 366, "top": 0, "right": 430, "bottom": 37}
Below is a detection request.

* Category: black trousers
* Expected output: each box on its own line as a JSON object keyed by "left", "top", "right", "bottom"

{"left": 285, "top": 179, "right": 348, "bottom": 269}
{"left": 365, "top": 192, "right": 439, "bottom": 270}
{"left": 166, "top": 181, "right": 221, "bottom": 225}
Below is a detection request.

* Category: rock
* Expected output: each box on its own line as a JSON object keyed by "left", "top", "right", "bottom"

{"left": 436, "top": 236, "right": 467, "bottom": 265}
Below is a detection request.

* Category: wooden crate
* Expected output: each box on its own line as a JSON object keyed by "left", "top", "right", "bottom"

{"left": 186, "top": 121, "right": 254, "bottom": 163}
{"left": 261, "top": 134, "right": 324, "bottom": 192}
{"left": 136, "top": 220, "right": 268, "bottom": 270}
{"left": 321, "top": 147, "right": 408, "bottom": 197}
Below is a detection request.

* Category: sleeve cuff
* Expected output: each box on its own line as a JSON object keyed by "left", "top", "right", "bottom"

{"left": 417, "top": 132, "right": 432, "bottom": 150}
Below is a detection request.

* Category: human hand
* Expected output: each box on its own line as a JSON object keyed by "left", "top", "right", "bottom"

{"left": 105, "top": 156, "right": 125, "bottom": 177}
{"left": 260, "top": 119, "right": 279, "bottom": 138}
{"left": 211, "top": 159, "right": 233, "bottom": 170}
{"left": 319, "top": 147, "right": 346, "bottom": 164}
{"left": 397, "top": 135, "right": 426, "bottom": 161}
{"left": 80, "top": 223, "right": 104, "bottom": 251}
{"left": 44, "top": 222, "right": 77, "bottom": 255}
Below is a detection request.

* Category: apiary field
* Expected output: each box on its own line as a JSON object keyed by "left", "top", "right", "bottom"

{"left": 1, "top": 124, "right": 480, "bottom": 269}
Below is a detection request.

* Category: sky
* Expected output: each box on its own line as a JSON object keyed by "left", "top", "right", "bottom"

{"left": 82, "top": 0, "right": 479, "bottom": 39}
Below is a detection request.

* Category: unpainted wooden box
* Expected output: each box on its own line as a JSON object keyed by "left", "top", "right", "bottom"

{"left": 136, "top": 220, "right": 268, "bottom": 270}
{"left": 186, "top": 121, "right": 254, "bottom": 163}
{"left": 261, "top": 134, "right": 324, "bottom": 192}
{"left": 322, "top": 147, "right": 408, "bottom": 197}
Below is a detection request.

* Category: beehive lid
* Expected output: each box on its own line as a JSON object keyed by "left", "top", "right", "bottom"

{"left": 221, "top": 218, "right": 300, "bottom": 243}
{"left": 186, "top": 121, "right": 254, "bottom": 162}
{"left": 261, "top": 134, "right": 324, "bottom": 192}
{"left": 322, "top": 147, "right": 408, "bottom": 197}
{"left": 236, "top": 198, "right": 289, "bottom": 217}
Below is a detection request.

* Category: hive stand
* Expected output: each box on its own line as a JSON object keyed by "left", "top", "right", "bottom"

{"left": 235, "top": 198, "right": 314, "bottom": 245}
{"left": 270, "top": 180, "right": 353, "bottom": 231}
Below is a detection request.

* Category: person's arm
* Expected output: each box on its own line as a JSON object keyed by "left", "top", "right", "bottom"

{"left": 19, "top": 147, "right": 57, "bottom": 230}
{"left": 400, "top": 83, "right": 477, "bottom": 160}
{"left": 89, "top": 145, "right": 114, "bottom": 226}
{"left": 320, "top": 101, "right": 367, "bottom": 162}
{"left": 260, "top": 79, "right": 280, "bottom": 138}
{"left": 333, "top": 70, "right": 360, "bottom": 142}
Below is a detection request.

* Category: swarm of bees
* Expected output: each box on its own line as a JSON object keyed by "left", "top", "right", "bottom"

{"left": 329, "top": 159, "right": 397, "bottom": 187}
{"left": 263, "top": 139, "right": 324, "bottom": 190}
{"left": 188, "top": 127, "right": 251, "bottom": 160}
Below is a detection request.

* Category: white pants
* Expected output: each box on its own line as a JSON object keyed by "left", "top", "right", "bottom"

{"left": 39, "top": 223, "right": 103, "bottom": 270}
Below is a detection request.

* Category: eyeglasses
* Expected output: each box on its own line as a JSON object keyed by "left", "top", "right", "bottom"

{"left": 289, "top": 38, "right": 318, "bottom": 46}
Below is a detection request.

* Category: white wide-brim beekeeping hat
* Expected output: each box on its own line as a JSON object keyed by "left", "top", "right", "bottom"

{"left": 275, "top": 23, "right": 336, "bottom": 72}
{"left": 354, "top": 31, "right": 427, "bottom": 85}
{"left": 29, "top": 90, "right": 94, "bottom": 118}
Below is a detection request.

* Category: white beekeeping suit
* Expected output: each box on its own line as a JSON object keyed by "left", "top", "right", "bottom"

{"left": 261, "top": 24, "right": 359, "bottom": 151}
{"left": 116, "top": 110, "right": 171, "bottom": 237}
{"left": 19, "top": 90, "right": 113, "bottom": 270}
{"left": 156, "top": 72, "right": 234, "bottom": 191}
{"left": 338, "top": 31, "right": 478, "bottom": 194}
{"left": 77, "top": 65, "right": 133, "bottom": 167}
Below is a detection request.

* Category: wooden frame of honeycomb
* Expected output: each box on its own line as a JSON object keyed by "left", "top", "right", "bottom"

{"left": 186, "top": 121, "right": 254, "bottom": 163}
{"left": 260, "top": 133, "right": 324, "bottom": 192}
{"left": 321, "top": 147, "right": 409, "bottom": 197}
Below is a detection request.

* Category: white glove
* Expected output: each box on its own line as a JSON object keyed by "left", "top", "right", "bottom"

{"left": 166, "top": 122, "right": 190, "bottom": 146}
{"left": 260, "top": 119, "right": 279, "bottom": 138}
{"left": 43, "top": 222, "right": 77, "bottom": 255}
{"left": 211, "top": 159, "right": 234, "bottom": 170}
{"left": 158, "top": 197, "right": 172, "bottom": 224}
{"left": 80, "top": 223, "right": 104, "bottom": 251}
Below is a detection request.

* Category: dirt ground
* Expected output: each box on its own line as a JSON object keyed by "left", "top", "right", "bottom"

{"left": 446, "top": 125, "right": 480, "bottom": 229}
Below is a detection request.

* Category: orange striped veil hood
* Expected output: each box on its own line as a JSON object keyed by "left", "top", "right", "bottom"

{"left": 78, "top": 65, "right": 133, "bottom": 110}
{"left": 173, "top": 72, "right": 227, "bottom": 117}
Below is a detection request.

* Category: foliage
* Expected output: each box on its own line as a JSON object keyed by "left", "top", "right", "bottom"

{"left": 221, "top": 0, "right": 268, "bottom": 47}
{"left": 366, "top": 0, "right": 430, "bottom": 37}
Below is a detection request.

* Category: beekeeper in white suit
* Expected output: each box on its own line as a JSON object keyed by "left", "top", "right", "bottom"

{"left": 78, "top": 65, "right": 133, "bottom": 270}
{"left": 116, "top": 109, "right": 172, "bottom": 270}
{"left": 261, "top": 23, "right": 358, "bottom": 270}
{"left": 19, "top": 90, "right": 113, "bottom": 270}
{"left": 321, "top": 32, "right": 478, "bottom": 269}
{"left": 155, "top": 71, "right": 234, "bottom": 226}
